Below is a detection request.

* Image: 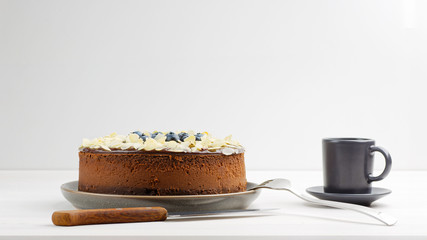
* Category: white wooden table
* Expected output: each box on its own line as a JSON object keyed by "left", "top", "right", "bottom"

{"left": 1, "top": 170, "right": 425, "bottom": 239}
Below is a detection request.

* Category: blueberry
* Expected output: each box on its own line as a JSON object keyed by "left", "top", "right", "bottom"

{"left": 151, "top": 132, "right": 162, "bottom": 138}
{"left": 165, "top": 132, "right": 180, "bottom": 142}
{"left": 132, "top": 131, "right": 149, "bottom": 141}
{"left": 133, "top": 131, "right": 143, "bottom": 136}
{"left": 195, "top": 133, "right": 204, "bottom": 141}
{"left": 178, "top": 132, "right": 189, "bottom": 142}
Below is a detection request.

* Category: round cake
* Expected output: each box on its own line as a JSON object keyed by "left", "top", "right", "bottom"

{"left": 78, "top": 131, "right": 246, "bottom": 195}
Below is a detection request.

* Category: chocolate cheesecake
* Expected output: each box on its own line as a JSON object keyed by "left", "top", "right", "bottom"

{"left": 78, "top": 131, "right": 246, "bottom": 196}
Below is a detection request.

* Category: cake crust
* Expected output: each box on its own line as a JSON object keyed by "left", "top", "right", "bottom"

{"left": 78, "top": 150, "right": 247, "bottom": 196}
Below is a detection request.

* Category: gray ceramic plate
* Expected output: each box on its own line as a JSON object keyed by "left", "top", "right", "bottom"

{"left": 61, "top": 181, "right": 261, "bottom": 214}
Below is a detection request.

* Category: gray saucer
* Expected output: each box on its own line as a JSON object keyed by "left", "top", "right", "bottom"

{"left": 61, "top": 181, "right": 261, "bottom": 214}
{"left": 306, "top": 186, "right": 391, "bottom": 206}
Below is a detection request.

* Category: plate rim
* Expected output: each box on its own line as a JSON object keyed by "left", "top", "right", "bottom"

{"left": 62, "top": 181, "right": 260, "bottom": 199}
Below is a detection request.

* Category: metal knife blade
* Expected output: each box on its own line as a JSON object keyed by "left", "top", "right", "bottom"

{"left": 167, "top": 208, "right": 279, "bottom": 220}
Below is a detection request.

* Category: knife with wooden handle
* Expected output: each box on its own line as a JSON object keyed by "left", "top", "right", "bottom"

{"left": 52, "top": 207, "right": 167, "bottom": 226}
{"left": 52, "top": 207, "right": 275, "bottom": 226}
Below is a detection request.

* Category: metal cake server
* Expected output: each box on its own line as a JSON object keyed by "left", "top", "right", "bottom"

{"left": 248, "top": 178, "right": 397, "bottom": 226}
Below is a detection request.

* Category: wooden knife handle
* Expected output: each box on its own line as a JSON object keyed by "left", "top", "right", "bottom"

{"left": 52, "top": 207, "right": 167, "bottom": 226}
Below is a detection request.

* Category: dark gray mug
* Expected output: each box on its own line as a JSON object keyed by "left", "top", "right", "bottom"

{"left": 323, "top": 138, "right": 392, "bottom": 194}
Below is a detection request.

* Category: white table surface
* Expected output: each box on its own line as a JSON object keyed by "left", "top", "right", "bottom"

{"left": 1, "top": 170, "right": 426, "bottom": 240}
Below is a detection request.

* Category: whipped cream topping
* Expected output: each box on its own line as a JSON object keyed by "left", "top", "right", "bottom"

{"left": 79, "top": 131, "right": 244, "bottom": 155}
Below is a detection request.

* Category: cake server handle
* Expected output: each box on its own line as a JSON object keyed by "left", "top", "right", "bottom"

{"left": 249, "top": 178, "right": 398, "bottom": 226}
{"left": 52, "top": 207, "right": 167, "bottom": 226}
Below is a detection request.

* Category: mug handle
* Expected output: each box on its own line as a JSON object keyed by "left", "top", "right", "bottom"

{"left": 368, "top": 146, "right": 392, "bottom": 183}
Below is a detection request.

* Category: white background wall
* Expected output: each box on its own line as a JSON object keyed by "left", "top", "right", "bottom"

{"left": 1, "top": 0, "right": 426, "bottom": 170}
